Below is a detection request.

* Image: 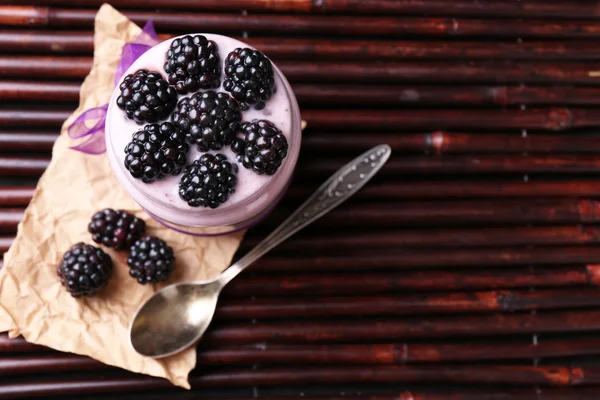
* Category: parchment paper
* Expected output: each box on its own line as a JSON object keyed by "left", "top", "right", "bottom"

{"left": 0, "top": 4, "right": 244, "bottom": 389}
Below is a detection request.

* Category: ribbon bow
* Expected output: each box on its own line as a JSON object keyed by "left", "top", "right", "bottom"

{"left": 68, "top": 21, "right": 160, "bottom": 154}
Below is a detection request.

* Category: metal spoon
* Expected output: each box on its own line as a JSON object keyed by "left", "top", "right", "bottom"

{"left": 129, "top": 144, "right": 391, "bottom": 358}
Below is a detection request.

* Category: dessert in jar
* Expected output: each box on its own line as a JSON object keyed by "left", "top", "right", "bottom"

{"left": 105, "top": 33, "right": 301, "bottom": 235}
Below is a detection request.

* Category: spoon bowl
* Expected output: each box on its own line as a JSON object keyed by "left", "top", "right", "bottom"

{"left": 130, "top": 281, "right": 221, "bottom": 358}
{"left": 130, "top": 144, "right": 391, "bottom": 358}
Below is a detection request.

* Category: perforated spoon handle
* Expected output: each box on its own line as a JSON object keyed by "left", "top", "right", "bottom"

{"left": 217, "top": 144, "right": 392, "bottom": 286}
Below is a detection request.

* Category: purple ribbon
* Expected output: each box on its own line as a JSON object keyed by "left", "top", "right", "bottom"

{"left": 68, "top": 21, "right": 160, "bottom": 154}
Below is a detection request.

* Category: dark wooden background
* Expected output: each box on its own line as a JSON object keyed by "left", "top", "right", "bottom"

{"left": 4, "top": 0, "right": 600, "bottom": 398}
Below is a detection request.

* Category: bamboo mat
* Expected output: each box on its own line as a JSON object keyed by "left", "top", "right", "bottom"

{"left": 4, "top": 1, "right": 600, "bottom": 399}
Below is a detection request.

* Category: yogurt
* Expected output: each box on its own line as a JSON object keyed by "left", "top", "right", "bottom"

{"left": 105, "top": 34, "right": 301, "bottom": 235}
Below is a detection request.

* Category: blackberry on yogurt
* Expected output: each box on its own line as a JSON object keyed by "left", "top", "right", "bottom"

{"left": 116, "top": 69, "right": 177, "bottom": 124}
{"left": 124, "top": 122, "right": 189, "bottom": 183}
{"left": 232, "top": 119, "right": 288, "bottom": 175}
{"left": 179, "top": 153, "right": 238, "bottom": 208}
{"left": 223, "top": 48, "right": 275, "bottom": 110}
{"left": 58, "top": 243, "right": 113, "bottom": 297}
{"left": 127, "top": 236, "right": 175, "bottom": 284}
{"left": 88, "top": 208, "right": 146, "bottom": 251}
{"left": 164, "top": 34, "right": 221, "bottom": 94}
{"left": 171, "top": 91, "right": 241, "bottom": 152}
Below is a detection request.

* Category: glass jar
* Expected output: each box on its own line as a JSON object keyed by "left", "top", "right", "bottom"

{"left": 105, "top": 34, "right": 301, "bottom": 236}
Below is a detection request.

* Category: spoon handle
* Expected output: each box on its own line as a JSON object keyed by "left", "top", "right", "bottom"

{"left": 217, "top": 144, "right": 392, "bottom": 287}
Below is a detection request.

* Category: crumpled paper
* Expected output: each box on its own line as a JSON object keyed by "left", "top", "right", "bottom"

{"left": 0, "top": 3, "right": 244, "bottom": 389}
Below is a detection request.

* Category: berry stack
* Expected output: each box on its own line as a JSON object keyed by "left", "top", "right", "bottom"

{"left": 179, "top": 153, "right": 238, "bottom": 208}
{"left": 164, "top": 35, "right": 221, "bottom": 94}
{"left": 124, "top": 122, "right": 189, "bottom": 183}
{"left": 116, "top": 69, "right": 178, "bottom": 124}
{"left": 115, "top": 34, "right": 290, "bottom": 210}
{"left": 171, "top": 90, "right": 241, "bottom": 152}
{"left": 223, "top": 48, "right": 275, "bottom": 110}
{"left": 58, "top": 243, "right": 113, "bottom": 297}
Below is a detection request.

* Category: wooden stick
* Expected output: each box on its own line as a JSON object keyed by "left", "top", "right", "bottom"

{"left": 7, "top": 180, "right": 600, "bottom": 205}
{"left": 205, "top": 309, "right": 600, "bottom": 344}
{"left": 226, "top": 265, "right": 597, "bottom": 297}
{"left": 0, "top": 354, "right": 103, "bottom": 375}
{"left": 190, "top": 365, "right": 600, "bottom": 386}
{"left": 2, "top": 271, "right": 599, "bottom": 350}
{"left": 0, "top": 56, "right": 91, "bottom": 79}
{"left": 0, "top": 373, "right": 595, "bottom": 399}
{"left": 0, "top": 30, "right": 94, "bottom": 54}
{"left": 296, "top": 153, "right": 600, "bottom": 178}
{"left": 1, "top": 199, "right": 597, "bottom": 230}
{"left": 5, "top": 57, "right": 600, "bottom": 87}
{"left": 5, "top": 336, "right": 600, "bottom": 367}
{"left": 198, "top": 338, "right": 600, "bottom": 365}
{"left": 5, "top": 260, "right": 593, "bottom": 297}
{"left": 1, "top": 235, "right": 595, "bottom": 294}
{"left": 0, "top": 197, "right": 592, "bottom": 227}
{"left": 0, "top": 388, "right": 596, "bottom": 400}
{"left": 2, "top": 199, "right": 598, "bottom": 230}
{"left": 6, "top": 107, "right": 597, "bottom": 131}
{"left": 0, "top": 365, "right": 598, "bottom": 395}
{"left": 252, "top": 246, "right": 600, "bottom": 273}
{"left": 4, "top": 337, "right": 600, "bottom": 374}
{"left": 302, "top": 108, "right": 600, "bottom": 131}
{"left": 5, "top": 31, "right": 600, "bottom": 61}
{"left": 229, "top": 38, "right": 600, "bottom": 61}
{"left": 282, "top": 60, "right": 600, "bottom": 85}
{"left": 11, "top": 81, "right": 600, "bottom": 107}
{"left": 8, "top": 6, "right": 600, "bottom": 39}
{"left": 11, "top": 365, "right": 600, "bottom": 389}
{"left": 0, "top": 375, "right": 168, "bottom": 398}
{"left": 241, "top": 225, "right": 600, "bottom": 251}
{"left": 0, "top": 6, "right": 48, "bottom": 26}
{"left": 354, "top": 155, "right": 600, "bottom": 174}
{"left": 274, "top": 199, "right": 600, "bottom": 227}
{"left": 3, "top": 220, "right": 598, "bottom": 252}
{"left": 215, "top": 288, "right": 600, "bottom": 320}
{"left": 0, "top": 132, "right": 57, "bottom": 152}
{"left": 0, "top": 187, "right": 34, "bottom": 206}
{"left": 304, "top": 132, "right": 600, "bottom": 154}
{"left": 0, "top": 335, "right": 42, "bottom": 353}
{"left": 0, "top": 110, "right": 70, "bottom": 128}
{"left": 286, "top": 180, "right": 600, "bottom": 200}
{"left": 0, "top": 236, "right": 12, "bottom": 253}
{"left": 0, "top": 81, "right": 79, "bottom": 102}
{"left": 295, "top": 85, "right": 600, "bottom": 106}
{"left": 0, "top": 387, "right": 496, "bottom": 400}
{"left": 7, "top": 129, "right": 600, "bottom": 156}
{"left": 0, "top": 157, "right": 50, "bottom": 176}
{"left": 15, "top": 154, "right": 600, "bottom": 178}
{"left": 15, "top": 0, "right": 600, "bottom": 19}
{"left": 2, "top": 194, "right": 600, "bottom": 233}
{"left": 0, "top": 210, "right": 24, "bottom": 233}
{"left": 11, "top": 152, "right": 600, "bottom": 181}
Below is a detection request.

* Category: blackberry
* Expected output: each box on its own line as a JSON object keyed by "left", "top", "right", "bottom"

{"left": 171, "top": 91, "right": 241, "bottom": 152}
{"left": 164, "top": 35, "right": 221, "bottom": 94}
{"left": 127, "top": 236, "right": 175, "bottom": 284}
{"left": 124, "top": 122, "right": 189, "bottom": 183}
{"left": 57, "top": 243, "right": 113, "bottom": 297}
{"left": 232, "top": 120, "right": 288, "bottom": 175}
{"left": 116, "top": 69, "right": 178, "bottom": 124}
{"left": 88, "top": 208, "right": 146, "bottom": 251}
{"left": 223, "top": 48, "right": 275, "bottom": 110}
{"left": 178, "top": 153, "right": 238, "bottom": 208}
